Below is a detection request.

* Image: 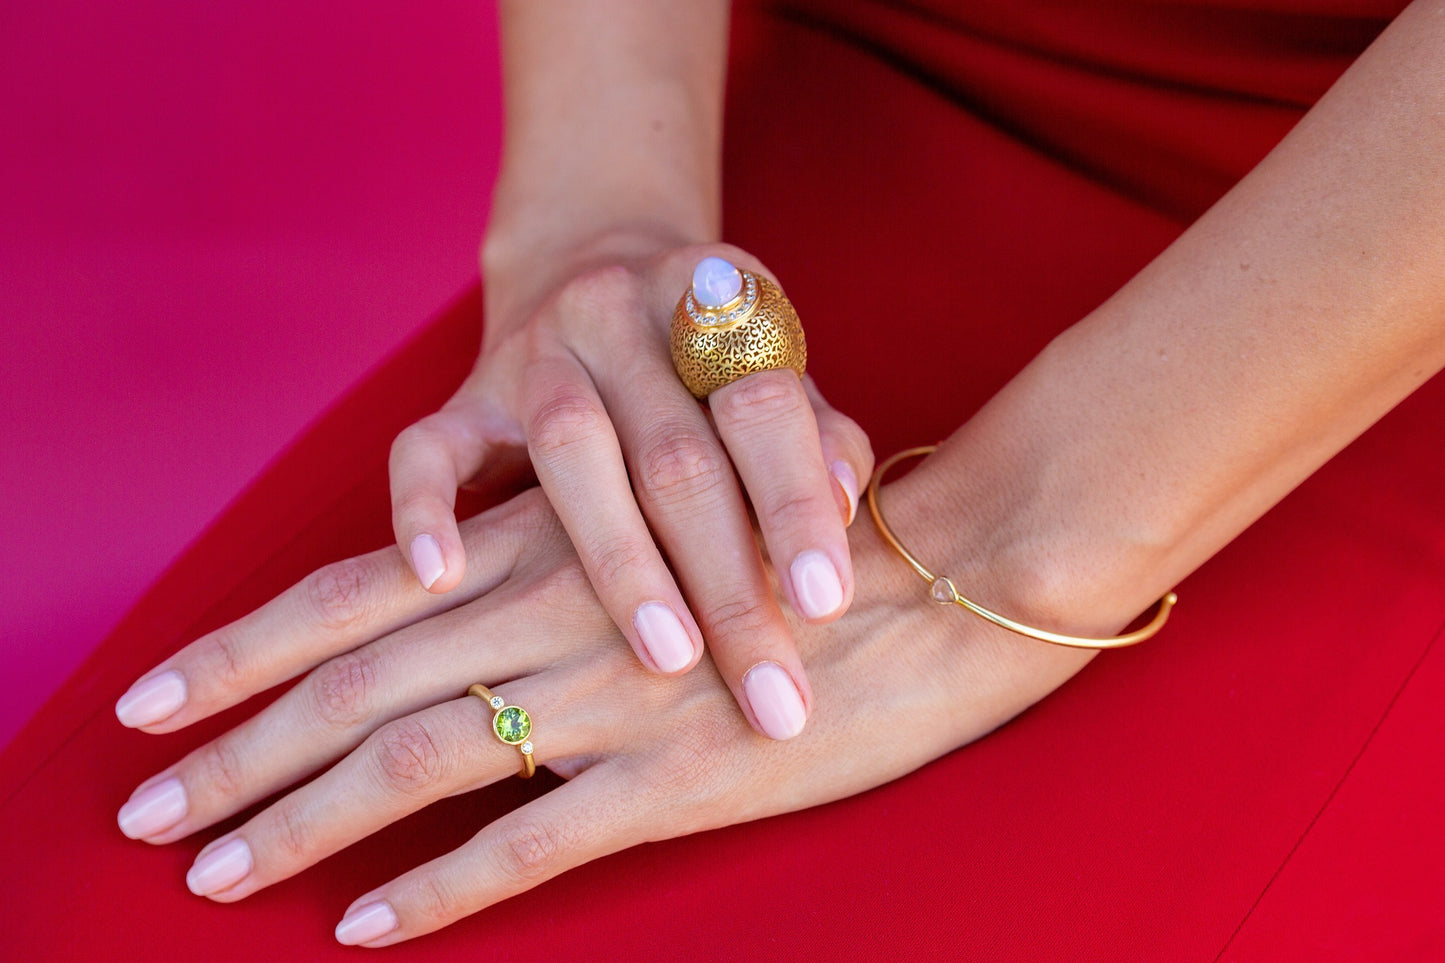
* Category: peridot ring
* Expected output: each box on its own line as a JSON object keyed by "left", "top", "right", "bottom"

{"left": 467, "top": 683, "right": 535, "bottom": 779}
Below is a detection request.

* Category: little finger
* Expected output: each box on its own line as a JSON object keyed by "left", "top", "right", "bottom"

{"left": 332, "top": 764, "right": 651, "bottom": 946}
{"left": 801, "top": 375, "right": 874, "bottom": 527}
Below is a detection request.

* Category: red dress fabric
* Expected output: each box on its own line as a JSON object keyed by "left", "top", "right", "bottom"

{"left": 3, "top": 2, "right": 1440, "bottom": 959}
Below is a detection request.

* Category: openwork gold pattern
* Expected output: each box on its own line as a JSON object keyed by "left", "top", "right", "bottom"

{"left": 670, "top": 271, "right": 807, "bottom": 398}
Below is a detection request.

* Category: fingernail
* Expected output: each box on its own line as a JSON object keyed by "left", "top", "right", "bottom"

{"left": 115, "top": 670, "right": 187, "bottom": 728}
{"left": 830, "top": 460, "right": 859, "bottom": 526}
{"left": 743, "top": 662, "right": 807, "bottom": 740}
{"left": 336, "top": 901, "right": 399, "bottom": 946}
{"left": 634, "top": 602, "right": 696, "bottom": 673}
{"left": 118, "top": 777, "right": 188, "bottom": 840}
{"left": 186, "top": 838, "right": 252, "bottom": 896}
{"left": 410, "top": 533, "right": 446, "bottom": 590}
{"left": 790, "top": 550, "right": 844, "bottom": 619}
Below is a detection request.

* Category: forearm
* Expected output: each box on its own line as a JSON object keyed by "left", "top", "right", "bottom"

{"left": 896, "top": 0, "right": 1445, "bottom": 635}
{"left": 485, "top": 0, "right": 730, "bottom": 324}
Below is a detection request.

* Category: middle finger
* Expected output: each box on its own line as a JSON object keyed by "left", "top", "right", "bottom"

{"left": 593, "top": 343, "right": 814, "bottom": 742}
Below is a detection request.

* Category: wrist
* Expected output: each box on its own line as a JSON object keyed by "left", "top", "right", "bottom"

{"left": 871, "top": 432, "right": 1177, "bottom": 645}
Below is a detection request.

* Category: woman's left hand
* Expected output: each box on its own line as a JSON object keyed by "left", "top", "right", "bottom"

{"left": 112, "top": 477, "right": 1092, "bottom": 946}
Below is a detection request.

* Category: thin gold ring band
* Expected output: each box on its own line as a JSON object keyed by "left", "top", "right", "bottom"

{"left": 467, "top": 683, "right": 536, "bottom": 778}
{"left": 867, "top": 445, "right": 1178, "bottom": 650}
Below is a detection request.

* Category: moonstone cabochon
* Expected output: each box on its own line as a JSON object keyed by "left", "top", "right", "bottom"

{"left": 691, "top": 256, "right": 744, "bottom": 307}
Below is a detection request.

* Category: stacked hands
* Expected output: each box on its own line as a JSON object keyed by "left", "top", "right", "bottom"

{"left": 110, "top": 244, "right": 1094, "bottom": 946}
{"left": 89, "top": 0, "right": 1445, "bottom": 945}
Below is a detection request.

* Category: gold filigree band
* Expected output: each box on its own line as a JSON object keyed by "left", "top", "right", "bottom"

{"left": 670, "top": 269, "right": 806, "bottom": 398}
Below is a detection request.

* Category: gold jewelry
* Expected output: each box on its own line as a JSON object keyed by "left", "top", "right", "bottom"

{"left": 867, "top": 446, "right": 1178, "bottom": 650}
{"left": 670, "top": 261, "right": 806, "bottom": 398}
{"left": 467, "top": 683, "right": 535, "bottom": 778}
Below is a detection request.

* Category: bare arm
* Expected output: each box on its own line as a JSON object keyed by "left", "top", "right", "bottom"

{"left": 483, "top": 0, "right": 729, "bottom": 326}
{"left": 897, "top": 0, "right": 1445, "bottom": 641}
{"left": 388, "top": 0, "right": 874, "bottom": 741}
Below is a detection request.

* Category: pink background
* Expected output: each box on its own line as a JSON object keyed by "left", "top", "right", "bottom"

{"left": 1, "top": 1, "right": 502, "bottom": 747}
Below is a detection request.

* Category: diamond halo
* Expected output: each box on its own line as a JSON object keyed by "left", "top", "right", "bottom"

{"left": 684, "top": 272, "right": 760, "bottom": 328}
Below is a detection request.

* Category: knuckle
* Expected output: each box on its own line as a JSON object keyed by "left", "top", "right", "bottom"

{"left": 715, "top": 370, "right": 803, "bottom": 428}
{"left": 556, "top": 264, "right": 643, "bottom": 319}
{"left": 758, "top": 487, "right": 826, "bottom": 532}
{"left": 373, "top": 717, "right": 448, "bottom": 795}
{"left": 304, "top": 557, "right": 377, "bottom": 633}
{"left": 407, "top": 872, "right": 458, "bottom": 927}
{"left": 637, "top": 432, "right": 727, "bottom": 507}
{"left": 498, "top": 817, "right": 570, "bottom": 885}
{"left": 309, "top": 650, "right": 381, "bottom": 729}
{"left": 203, "top": 626, "right": 250, "bottom": 691}
{"left": 587, "top": 534, "right": 653, "bottom": 595}
{"left": 704, "top": 593, "right": 781, "bottom": 643}
{"left": 197, "top": 733, "right": 248, "bottom": 799}
{"left": 527, "top": 388, "right": 606, "bottom": 459}
{"left": 389, "top": 418, "right": 441, "bottom": 462}
{"left": 269, "top": 798, "right": 313, "bottom": 862}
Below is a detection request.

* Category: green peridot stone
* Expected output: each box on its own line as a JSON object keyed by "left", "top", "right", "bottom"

{"left": 494, "top": 706, "right": 531, "bottom": 745}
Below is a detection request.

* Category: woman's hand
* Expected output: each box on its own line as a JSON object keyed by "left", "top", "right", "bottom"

{"left": 388, "top": 236, "right": 872, "bottom": 740}
{"left": 112, "top": 475, "right": 1092, "bottom": 946}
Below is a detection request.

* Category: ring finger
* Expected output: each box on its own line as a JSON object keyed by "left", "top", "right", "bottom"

{"left": 181, "top": 675, "right": 576, "bottom": 903}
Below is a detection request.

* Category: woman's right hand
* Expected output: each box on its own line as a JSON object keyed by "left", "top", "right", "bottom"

{"left": 387, "top": 234, "right": 873, "bottom": 741}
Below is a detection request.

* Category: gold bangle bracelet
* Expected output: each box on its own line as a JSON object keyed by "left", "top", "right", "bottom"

{"left": 866, "top": 445, "right": 1178, "bottom": 650}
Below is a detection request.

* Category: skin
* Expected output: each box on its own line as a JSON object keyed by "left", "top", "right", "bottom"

{"left": 385, "top": 0, "right": 871, "bottom": 740}
{"left": 116, "top": 0, "right": 1445, "bottom": 947}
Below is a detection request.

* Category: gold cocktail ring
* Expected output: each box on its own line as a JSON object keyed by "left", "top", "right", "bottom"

{"left": 467, "top": 683, "right": 535, "bottom": 778}
{"left": 670, "top": 256, "right": 807, "bottom": 399}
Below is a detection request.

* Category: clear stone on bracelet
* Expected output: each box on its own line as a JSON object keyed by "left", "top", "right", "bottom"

{"left": 930, "top": 576, "right": 958, "bottom": 604}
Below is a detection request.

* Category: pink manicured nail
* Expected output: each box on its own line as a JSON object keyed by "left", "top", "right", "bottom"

{"left": 830, "top": 460, "right": 859, "bottom": 526}
{"left": 118, "top": 777, "right": 188, "bottom": 840}
{"left": 410, "top": 533, "right": 446, "bottom": 589}
{"left": 743, "top": 662, "right": 807, "bottom": 740}
{"left": 335, "top": 901, "right": 399, "bottom": 945}
{"left": 115, "top": 670, "right": 186, "bottom": 728}
{"left": 634, "top": 602, "right": 696, "bottom": 673}
{"left": 186, "top": 838, "right": 252, "bottom": 896}
{"left": 791, "top": 550, "right": 844, "bottom": 619}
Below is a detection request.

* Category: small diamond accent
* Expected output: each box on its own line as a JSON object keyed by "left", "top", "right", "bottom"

{"left": 520, "top": 741, "right": 533, "bottom": 755}
{"left": 489, "top": 696, "right": 504, "bottom": 709}
{"left": 930, "top": 576, "right": 957, "bottom": 604}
